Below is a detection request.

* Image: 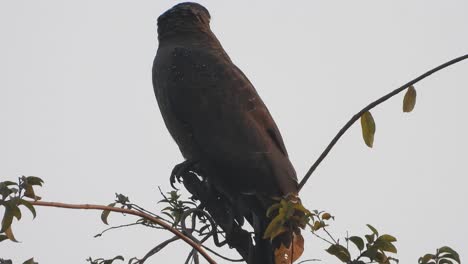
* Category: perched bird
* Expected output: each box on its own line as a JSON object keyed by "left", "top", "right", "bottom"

{"left": 153, "top": 2, "right": 304, "bottom": 263}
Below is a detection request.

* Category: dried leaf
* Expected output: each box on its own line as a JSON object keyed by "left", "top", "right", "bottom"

{"left": 274, "top": 233, "right": 304, "bottom": 264}
{"left": 321, "top": 212, "right": 331, "bottom": 220}
{"left": 292, "top": 232, "right": 304, "bottom": 262}
{"left": 361, "top": 111, "right": 376, "bottom": 148}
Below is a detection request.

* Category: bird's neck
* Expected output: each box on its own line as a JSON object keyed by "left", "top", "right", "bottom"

{"left": 159, "top": 29, "right": 231, "bottom": 61}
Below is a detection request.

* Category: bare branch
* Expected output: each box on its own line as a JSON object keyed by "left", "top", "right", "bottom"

{"left": 298, "top": 53, "right": 468, "bottom": 191}
{"left": 30, "top": 200, "right": 217, "bottom": 264}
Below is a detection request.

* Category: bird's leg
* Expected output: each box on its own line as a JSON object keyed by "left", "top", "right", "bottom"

{"left": 170, "top": 159, "right": 198, "bottom": 189}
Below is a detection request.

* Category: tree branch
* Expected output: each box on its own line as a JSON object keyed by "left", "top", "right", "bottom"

{"left": 298, "top": 53, "right": 468, "bottom": 191}
{"left": 30, "top": 200, "right": 217, "bottom": 264}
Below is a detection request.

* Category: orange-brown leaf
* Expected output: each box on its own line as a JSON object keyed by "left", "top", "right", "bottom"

{"left": 274, "top": 232, "right": 304, "bottom": 264}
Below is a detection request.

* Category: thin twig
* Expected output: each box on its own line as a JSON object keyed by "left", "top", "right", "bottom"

{"left": 138, "top": 236, "right": 180, "bottom": 263}
{"left": 322, "top": 227, "right": 338, "bottom": 244}
{"left": 201, "top": 245, "right": 245, "bottom": 262}
{"left": 298, "top": 53, "right": 468, "bottom": 191}
{"left": 297, "top": 259, "right": 321, "bottom": 264}
{"left": 94, "top": 222, "right": 141, "bottom": 238}
{"left": 310, "top": 231, "right": 334, "bottom": 245}
{"left": 307, "top": 221, "right": 335, "bottom": 245}
{"left": 30, "top": 200, "right": 216, "bottom": 264}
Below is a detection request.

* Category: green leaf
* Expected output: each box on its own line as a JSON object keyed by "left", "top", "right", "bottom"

{"left": 22, "top": 258, "right": 38, "bottom": 264}
{"left": 365, "top": 234, "right": 375, "bottom": 243}
{"left": 266, "top": 203, "right": 280, "bottom": 217}
{"left": 326, "top": 244, "right": 351, "bottom": 263}
{"left": 0, "top": 234, "right": 8, "bottom": 242}
{"left": 439, "top": 254, "right": 460, "bottom": 264}
{"left": 361, "top": 111, "right": 376, "bottom": 148}
{"left": 375, "top": 240, "right": 397, "bottom": 253}
{"left": 403, "top": 85, "right": 417, "bottom": 112}
{"left": 378, "top": 234, "right": 397, "bottom": 243}
{"left": 8, "top": 201, "right": 22, "bottom": 221}
{"left": 24, "top": 184, "right": 41, "bottom": 200}
{"left": 101, "top": 203, "right": 116, "bottom": 225}
{"left": 420, "top": 254, "right": 435, "bottom": 264}
{"left": 2, "top": 181, "right": 18, "bottom": 186}
{"left": 5, "top": 226, "right": 19, "bottom": 242}
{"left": 366, "top": 224, "right": 379, "bottom": 236}
{"left": 115, "top": 193, "right": 129, "bottom": 204}
{"left": 438, "top": 246, "right": 460, "bottom": 263}
{"left": 25, "top": 176, "right": 44, "bottom": 186}
{"left": 19, "top": 199, "right": 36, "bottom": 219}
{"left": 162, "top": 211, "right": 175, "bottom": 221}
{"left": 375, "top": 251, "right": 389, "bottom": 264}
{"left": 263, "top": 215, "right": 286, "bottom": 240}
{"left": 278, "top": 199, "right": 295, "bottom": 220}
{"left": 362, "top": 247, "right": 379, "bottom": 260}
{"left": 439, "top": 259, "right": 454, "bottom": 264}
{"left": 1, "top": 206, "right": 14, "bottom": 232}
{"left": 0, "top": 185, "right": 14, "bottom": 200}
{"left": 291, "top": 201, "right": 312, "bottom": 215}
{"left": 348, "top": 236, "right": 365, "bottom": 251}
{"left": 312, "top": 220, "right": 324, "bottom": 231}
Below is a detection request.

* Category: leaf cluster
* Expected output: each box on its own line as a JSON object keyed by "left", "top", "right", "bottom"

{"left": 264, "top": 195, "right": 309, "bottom": 240}
{"left": 418, "top": 246, "right": 460, "bottom": 264}
{"left": 158, "top": 190, "right": 196, "bottom": 227}
{"left": 0, "top": 258, "right": 37, "bottom": 264}
{"left": 0, "top": 176, "right": 41, "bottom": 243}
{"left": 100, "top": 193, "right": 133, "bottom": 225}
{"left": 330, "top": 224, "right": 399, "bottom": 264}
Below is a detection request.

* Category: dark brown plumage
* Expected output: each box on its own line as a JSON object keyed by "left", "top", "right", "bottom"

{"left": 152, "top": 3, "right": 302, "bottom": 263}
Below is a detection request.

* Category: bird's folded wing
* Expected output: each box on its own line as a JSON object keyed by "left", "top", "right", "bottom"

{"left": 157, "top": 46, "right": 298, "bottom": 195}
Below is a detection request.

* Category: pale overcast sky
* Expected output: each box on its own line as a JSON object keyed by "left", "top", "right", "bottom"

{"left": 1, "top": 1, "right": 467, "bottom": 263}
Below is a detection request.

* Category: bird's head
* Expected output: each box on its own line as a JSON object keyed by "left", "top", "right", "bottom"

{"left": 157, "top": 2, "right": 211, "bottom": 40}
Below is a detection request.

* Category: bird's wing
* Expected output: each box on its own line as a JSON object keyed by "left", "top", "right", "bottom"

{"left": 154, "top": 46, "right": 298, "bottom": 196}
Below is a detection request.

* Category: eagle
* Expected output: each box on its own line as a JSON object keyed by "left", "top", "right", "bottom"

{"left": 152, "top": 3, "right": 304, "bottom": 263}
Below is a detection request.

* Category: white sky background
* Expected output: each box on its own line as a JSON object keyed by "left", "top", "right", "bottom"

{"left": 1, "top": 0, "right": 467, "bottom": 263}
